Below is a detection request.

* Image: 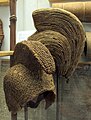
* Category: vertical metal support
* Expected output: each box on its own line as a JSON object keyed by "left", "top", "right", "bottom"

{"left": 24, "top": 105, "right": 28, "bottom": 120}
{"left": 56, "top": 69, "right": 60, "bottom": 120}
{"left": 10, "top": 0, "right": 17, "bottom": 67}
{"left": 10, "top": 0, "right": 17, "bottom": 51}
{"left": 56, "top": 67, "right": 64, "bottom": 120}
{"left": 10, "top": 0, "right": 17, "bottom": 119}
{"left": 11, "top": 112, "right": 17, "bottom": 120}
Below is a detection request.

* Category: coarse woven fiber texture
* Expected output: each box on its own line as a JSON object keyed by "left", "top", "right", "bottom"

{"left": 52, "top": 2, "right": 91, "bottom": 22}
{"left": 13, "top": 40, "right": 55, "bottom": 74}
{"left": 3, "top": 8, "right": 86, "bottom": 112}
{"left": 28, "top": 30, "right": 71, "bottom": 76}
{"left": 32, "top": 8, "right": 86, "bottom": 77}
{"left": 4, "top": 64, "right": 56, "bottom": 112}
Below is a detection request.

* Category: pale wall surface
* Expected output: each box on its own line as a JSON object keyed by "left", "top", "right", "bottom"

{"left": 0, "top": 0, "right": 50, "bottom": 52}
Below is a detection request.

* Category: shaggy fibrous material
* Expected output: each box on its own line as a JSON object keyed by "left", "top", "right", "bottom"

{"left": 52, "top": 2, "right": 91, "bottom": 22}
{"left": 32, "top": 8, "right": 86, "bottom": 77}
{"left": 28, "top": 30, "right": 71, "bottom": 76}
{"left": 4, "top": 8, "right": 86, "bottom": 112}
{"left": 4, "top": 64, "right": 56, "bottom": 112}
{"left": 13, "top": 40, "right": 55, "bottom": 74}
